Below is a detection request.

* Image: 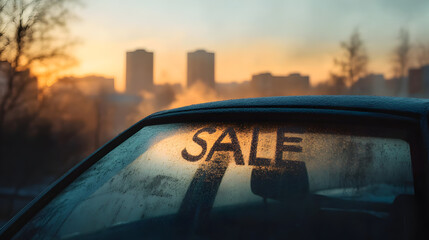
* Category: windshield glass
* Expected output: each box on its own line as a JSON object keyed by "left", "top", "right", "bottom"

{"left": 15, "top": 122, "right": 414, "bottom": 239}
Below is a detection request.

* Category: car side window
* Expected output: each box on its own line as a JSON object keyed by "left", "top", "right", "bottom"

{"left": 14, "top": 123, "right": 415, "bottom": 239}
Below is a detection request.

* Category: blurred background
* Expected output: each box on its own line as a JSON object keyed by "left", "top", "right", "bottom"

{"left": 1, "top": 0, "right": 429, "bottom": 226}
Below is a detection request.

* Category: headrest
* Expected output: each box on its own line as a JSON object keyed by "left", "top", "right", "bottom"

{"left": 251, "top": 160, "right": 309, "bottom": 201}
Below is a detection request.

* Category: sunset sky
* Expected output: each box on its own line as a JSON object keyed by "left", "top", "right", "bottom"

{"left": 66, "top": 0, "right": 429, "bottom": 92}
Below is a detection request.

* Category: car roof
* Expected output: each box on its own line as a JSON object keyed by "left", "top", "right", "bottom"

{"left": 147, "top": 95, "right": 429, "bottom": 120}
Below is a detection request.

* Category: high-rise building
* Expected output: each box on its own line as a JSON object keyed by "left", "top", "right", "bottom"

{"left": 187, "top": 49, "right": 215, "bottom": 88}
{"left": 251, "top": 72, "right": 310, "bottom": 96}
{"left": 56, "top": 75, "right": 115, "bottom": 97}
{"left": 351, "top": 74, "right": 387, "bottom": 96}
{"left": 126, "top": 49, "right": 153, "bottom": 95}
{"left": 409, "top": 65, "right": 429, "bottom": 97}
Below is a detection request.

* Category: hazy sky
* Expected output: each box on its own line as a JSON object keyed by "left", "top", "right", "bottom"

{"left": 66, "top": 0, "right": 429, "bottom": 91}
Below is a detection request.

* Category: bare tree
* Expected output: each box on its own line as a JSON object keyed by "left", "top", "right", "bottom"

{"left": 0, "top": 0, "right": 78, "bottom": 132}
{"left": 392, "top": 28, "right": 411, "bottom": 96}
{"left": 332, "top": 29, "right": 368, "bottom": 87}
{"left": 0, "top": 0, "right": 79, "bottom": 217}
{"left": 416, "top": 43, "right": 429, "bottom": 67}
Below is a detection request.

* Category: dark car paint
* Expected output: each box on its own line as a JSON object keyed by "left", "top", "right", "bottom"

{"left": 1, "top": 95, "right": 429, "bottom": 239}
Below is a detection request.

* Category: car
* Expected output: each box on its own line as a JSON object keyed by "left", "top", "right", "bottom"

{"left": 1, "top": 95, "right": 428, "bottom": 239}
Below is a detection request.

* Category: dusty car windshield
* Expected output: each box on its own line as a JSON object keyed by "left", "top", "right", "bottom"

{"left": 15, "top": 122, "right": 414, "bottom": 239}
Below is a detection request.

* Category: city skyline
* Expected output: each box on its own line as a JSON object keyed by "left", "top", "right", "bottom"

{"left": 61, "top": 0, "right": 429, "bottom": 92}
